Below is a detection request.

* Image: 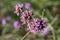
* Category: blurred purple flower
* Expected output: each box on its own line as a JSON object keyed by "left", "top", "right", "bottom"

{"left": 6, "top": 16, "right": 11, "bottom": 21}
{"left": 41, "top": 26, "right": 51, "bottom": 36}
{"left": 14, "top": 4, "right": 23, "bottom": 16}
{"left": 2, "top": 18, "right": 6, "bottom": 25}
{"left": 25, "top": 3, "right": 31, "bottom": 9}
{"left": 27, "top": 18, "right": 47, "bottom": 34}
{"left": 21, "top": 10, "right": 33, "bottom": 24}
{"left": 14, "top": 21, "right": 21, "bottom": 29}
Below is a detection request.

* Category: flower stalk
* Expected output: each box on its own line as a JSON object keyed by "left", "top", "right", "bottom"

{"left": 48, "top": 24, "right": 56, "bottom": 40}
{"left": 21, "top": 31, "right": 30, "bottom": 40}
{"left": 42, "top": 9, "right": 45, "bottom": 18}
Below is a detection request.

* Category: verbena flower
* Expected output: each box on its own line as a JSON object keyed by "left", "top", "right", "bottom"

{"left": 2, "top": 18, "right": 6, "bottom": 25}
{"left": 21, "top": 10, "right": 33, "bottom": 24}
{"left": 27, "top": 18, "right": 47, "bottom": 34}
{"left": 25, "top": 3, "right": 31, "bottom": 9}
{"left": 14, "top": 4, "right": 23, "bottom": 16}
{"left": 14, "top": 3, "right": 50, "bottom": 36}
{"left": 13, "top": 21, "right": 21, "bottom": 29}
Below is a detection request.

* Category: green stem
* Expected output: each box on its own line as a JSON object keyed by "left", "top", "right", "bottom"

{"left": 49, "top": 25, "right": 56, "bottom": 40}
{"left": 21, "top": 31, "right": 30, "bottom": 40}
{"left": 42, "top": 9, "right": 45, "bottom": 17}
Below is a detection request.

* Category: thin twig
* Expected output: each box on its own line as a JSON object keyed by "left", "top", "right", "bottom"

{"left": 21, "top": 31, "right": 30, "bottom": 40}
{"left": 48, "top": 24, "right": 56, "bottom": 40}
{"left": 51, "top": 26, "right": 56, "bottom": 40}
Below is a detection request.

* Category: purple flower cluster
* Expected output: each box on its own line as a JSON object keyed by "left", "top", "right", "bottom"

{"left": 14, "top": 4, "right": 23, "bottom": 16}
{"left": 21, "top": 10, "right": 33, "bottom": 24}
{"left": 27, "top": 18, "right": 47, "bottom": 34}
{"left": 14, "top": 3, "right": 33, "bottom": 24}
{"left": 14, "top": 3, "right": 50, "bottom": 36}
{"left": 14, "top": 3, "right": 33, "bottom": 28}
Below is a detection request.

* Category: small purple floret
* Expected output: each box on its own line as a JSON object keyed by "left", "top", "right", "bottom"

{"left": 14, "top": 21, "right": 21, "bottom": 29}
{"left": 25, "top": 3, "right": 31, "bottom": 9}
{"left": 2, "top": 18, "right": 6, "bottom": 25}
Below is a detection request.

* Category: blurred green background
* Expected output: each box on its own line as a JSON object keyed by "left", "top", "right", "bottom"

{"left": 0, "top": 0, "right": 60, "bottom": 40}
